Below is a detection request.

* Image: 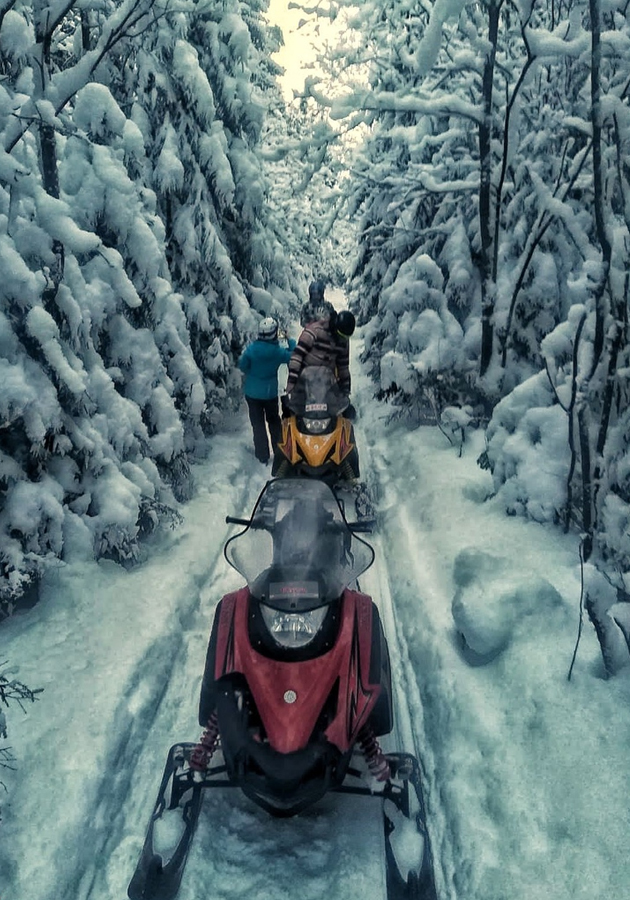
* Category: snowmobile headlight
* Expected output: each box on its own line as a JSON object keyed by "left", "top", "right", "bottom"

{"left": 261, "top": 605, "right": 328, "bottom": 648}
{"left": 303, "top": 416, "right": 331, "bottom": 434}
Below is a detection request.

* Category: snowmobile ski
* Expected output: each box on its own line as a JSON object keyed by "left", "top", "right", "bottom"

{"left": 127, "top": 743, "right": 227, "bottom": 900}
{"left": 381, "top": 753, "right": 438, "bottom": 900}
{"left": 128, "top": 747, "right": 436, "bottom": 900}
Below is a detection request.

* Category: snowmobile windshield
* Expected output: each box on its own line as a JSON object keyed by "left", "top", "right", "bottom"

{"left": 224, "top": 478, "right": 374, "bottom": 611}
{"left": 287, "top": 366, "right": 348, "bottom": 418}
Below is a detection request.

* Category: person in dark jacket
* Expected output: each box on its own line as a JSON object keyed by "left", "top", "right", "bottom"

{"left": 239, "top": 318, "right": 296, "bottom": 463}
{"left": 286, "top": 309, "right": 356, "bottom": 397}
{"left": 300, "top": 279, "right": 335, "bottom": 326}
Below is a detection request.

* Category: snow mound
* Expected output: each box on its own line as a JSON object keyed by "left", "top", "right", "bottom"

{"left": 451, "top": 548, "right": 563, "bottom": 663}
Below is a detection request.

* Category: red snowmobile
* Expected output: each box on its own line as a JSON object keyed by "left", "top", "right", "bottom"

{"left": 127, "top": 478, "right": 436, "bottom": 900}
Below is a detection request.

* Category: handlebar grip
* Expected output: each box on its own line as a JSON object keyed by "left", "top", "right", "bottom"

{"left": 349, "top": 520, "right": 375, "bottom": 533}
{"left": 225, "top": 516, "right": 251, "bottom": 526}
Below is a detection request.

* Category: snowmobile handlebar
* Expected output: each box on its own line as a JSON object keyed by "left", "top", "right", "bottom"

{"left": 226, "top": 514, "right": 373, "bottom": 532}
{"left": 348, "top": 519, "right": 375, "bottom": 533}
{"left": 225, "top": 515, "right": 253, "bottom": 527}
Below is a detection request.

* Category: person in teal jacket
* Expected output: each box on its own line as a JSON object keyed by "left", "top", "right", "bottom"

{"left": 239, "top": 317, "right": 296, "bottom": 464}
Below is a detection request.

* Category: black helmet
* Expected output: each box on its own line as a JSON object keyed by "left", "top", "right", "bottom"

{"left": 309, "top": 280, "right": 326, "bottom": 302}
{"left": 335, "top": 310, "right": 356, "bottom": 339}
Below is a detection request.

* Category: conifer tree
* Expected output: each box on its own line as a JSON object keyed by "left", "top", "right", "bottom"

{"left": 0, "top": 0, "right": 296, "bottom": 610}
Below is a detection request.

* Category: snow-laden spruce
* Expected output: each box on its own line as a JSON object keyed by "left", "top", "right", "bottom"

{"left": 0, "top": 0, "right": 299, "bottom": 614}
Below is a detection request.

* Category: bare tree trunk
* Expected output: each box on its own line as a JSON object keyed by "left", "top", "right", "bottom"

{"left": 577, "top": 404, "right": 593, "bottom": 560}
{"left": 595, "top": 292, "right": 626, "bottom": 462}
{"left": 500, "top": 143, "right": 591, "bottom": 368}
{"left": 564, "top": 311, "right": 587, "bottom": 531}
{"left": 578, "top": 1, "right": 630, "bottom": 678}
{"left": 33, "top": 2, "right": 67, "bottom": 313}
{"left": 478, "top": 0, "right": 502, "bottom": 377}
{"left": 81, "top": 9, "right": 92, "bottom": 52}
{"left": 586, "top": 591, "right": 628, "bottom": 676}
{"left": 492, "top": 14, "right": 534, "bottom": 283}
{"left": 588, "top": 0, "right": 611, "bottom": 377}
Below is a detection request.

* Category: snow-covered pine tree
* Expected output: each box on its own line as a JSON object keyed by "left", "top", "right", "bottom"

{"left": 0, "top": 0, "right": 206, "bottom": 609}
{"left": 121, "top": 0, "right": 299, "bottom": 430}
{"left": 0, "top": 0, "right": 296, "bottom": 612}
{"left": 484, "top": 0, "right": 630, "bottom": 672}
{"left": 261, "top": 90, "right": 354, "bottom": 308}
{"left": 310, "top": 0, "right": 481, "bottom": 421}
{"left": 313, "top": 0, "right": 599, "bottom": 418}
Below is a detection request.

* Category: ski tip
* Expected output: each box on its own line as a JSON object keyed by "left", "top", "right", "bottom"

{"left": 127, "top": 853, "right": 163, "bottom": 899}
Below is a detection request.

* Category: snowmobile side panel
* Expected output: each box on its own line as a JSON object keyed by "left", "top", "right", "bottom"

{"left": 276, "top": 416, "right": 300, "bottom": 465}
{"left": 198, "top": 596, "right": 227, "bottom": 726}
{"left": 368, "top": 603, "right": 394, "bottom": 736}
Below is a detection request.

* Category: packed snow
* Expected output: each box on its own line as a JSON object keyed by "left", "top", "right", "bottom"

{"left": 1, "top": 309, "right": 630, "bottom": 900}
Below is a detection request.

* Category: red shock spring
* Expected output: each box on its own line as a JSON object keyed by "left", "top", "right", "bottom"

{"left": 358, "top": 724, "right": 391, "bottom": 782}
{"left": 190, "top": 711, "right": 220, "bottom": 772}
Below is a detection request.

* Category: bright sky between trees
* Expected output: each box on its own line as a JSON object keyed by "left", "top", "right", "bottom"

{"left": 266, "top": 0, "right": 322, "bottom": 98}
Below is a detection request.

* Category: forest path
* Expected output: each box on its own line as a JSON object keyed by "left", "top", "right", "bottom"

{"left": 85, "top": 422, "right": 398, "bottom": 900}
{"left": 0, "top": 330, "right": 441, "bottom": 900}
{"left": 352, "top": 372, "right": 448, "bottom": 899}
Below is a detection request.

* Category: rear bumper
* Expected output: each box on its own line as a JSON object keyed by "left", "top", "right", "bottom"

{"left": 216, "top": 683, "right": 348, "bottom": 816}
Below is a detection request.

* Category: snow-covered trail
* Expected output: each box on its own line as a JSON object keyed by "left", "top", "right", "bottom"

{"left": 7, "top": 320, "right": 623, "bottom": 900}
{"left": 0, "top": 282, "right": 444, "bottom": 900}
{"left": 353, "top": 421, "right": 456, "bottom": 900}
{"left": 1, "top": 396, "right": 421, "bottom": 900}
{"left": 353, "top": 404, "right": 445, "bottom": 897}
{"left": 110, "top": 408, "right": 422, "bottom": 899}
{"left": 85, "top": 413, "right": 405, "bottom": 900}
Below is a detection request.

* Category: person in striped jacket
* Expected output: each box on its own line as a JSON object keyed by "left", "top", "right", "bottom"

{"left": 285, "top": 309, "right": 356, "bottom": 399}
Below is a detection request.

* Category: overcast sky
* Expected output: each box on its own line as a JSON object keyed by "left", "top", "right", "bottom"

{"left": 266, "top": 0, "right": 321, "bottom": 98}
